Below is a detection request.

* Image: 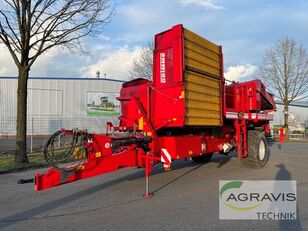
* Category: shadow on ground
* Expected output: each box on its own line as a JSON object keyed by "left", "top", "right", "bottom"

{"left": 0, "top": 155, "right": 231, "bottom": 229}
{"left": 274, "top": 163, "right": 301, "bottom": 231}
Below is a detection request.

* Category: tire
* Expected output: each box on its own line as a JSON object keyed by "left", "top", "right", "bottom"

{"left": 192, "top": 153, "right": 213, "bottom": 163}
{"left": 240, "top": 130, "right": 269, "bottom": 168}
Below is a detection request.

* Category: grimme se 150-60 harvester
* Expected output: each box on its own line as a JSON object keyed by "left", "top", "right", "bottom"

{"left": 27, "top": 25, "right": 276, "bottom": 196}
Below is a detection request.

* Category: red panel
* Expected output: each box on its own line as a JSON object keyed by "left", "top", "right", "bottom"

{"left": 225, "top": 79, "right": 276, "bottom": 113}
{"left": 118, "top": 79, "right": 150, "bottom": 129}
{"left": 157, "top": 136, "right": 203, "bottom": 160}
{"left": 153, "top": 24, "right": 184, "bottom": 87}
{"left": 151, "top": 85, "right": 185, "bottom": 129}
{"left": 151, "top": 25, "right": 186, "bottom": 129}
{"left": 156, "top": 132, "right": 232, "bottom": 159}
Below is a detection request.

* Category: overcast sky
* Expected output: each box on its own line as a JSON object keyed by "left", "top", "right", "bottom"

{"left": 1, "top": 0, "right": 308, "bottom": 81}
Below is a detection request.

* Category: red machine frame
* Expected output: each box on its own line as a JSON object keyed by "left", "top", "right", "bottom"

{"left": 33, "top": 25, "right": 276, "bottom": 196}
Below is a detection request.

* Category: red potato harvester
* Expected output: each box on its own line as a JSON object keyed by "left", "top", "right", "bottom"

{"left": 20, "top": 25, "right": 276, "bottom": 197}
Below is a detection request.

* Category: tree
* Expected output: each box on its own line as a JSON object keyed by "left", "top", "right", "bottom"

{"left": 256, "top": 37, "right": 308, "bottom": 130}
{"left": 0, "top": 0, "right": 114, "bottom": 163}
{"left": 129, "top": 41, "right": 153, "bottom": 80}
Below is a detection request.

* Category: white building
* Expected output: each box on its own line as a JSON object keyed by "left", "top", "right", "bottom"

{"left": 1, "top": 77, "right": 308, "bottom": 136}
{"left": 0, "top": 77, "right": 124, "bottom": 136}
{"left": 273, "top": 102, "right": 308, "bottom": 132}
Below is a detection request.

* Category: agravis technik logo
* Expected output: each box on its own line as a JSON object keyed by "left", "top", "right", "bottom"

{"left": 219, "top": 180, "right": 297, "bottom": 220}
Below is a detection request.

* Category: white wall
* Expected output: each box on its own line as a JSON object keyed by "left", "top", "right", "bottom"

{"left": 2, "top": 77, "right": 308, "bottom": 135}
{"left": 0, "top": 77, "right": 124, "bottom": 135}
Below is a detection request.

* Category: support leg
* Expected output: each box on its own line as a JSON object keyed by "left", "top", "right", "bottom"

{"left": 143, "top": 153, "right": 153, "bottom": 198}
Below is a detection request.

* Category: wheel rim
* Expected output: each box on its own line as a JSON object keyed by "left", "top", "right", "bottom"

{"left": 259, "top": 140, "right": 266, "bottom": 161}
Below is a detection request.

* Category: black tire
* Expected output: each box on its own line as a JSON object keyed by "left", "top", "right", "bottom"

{"left": 240, "top": 130, "right": 269, "bottom": 168}
{"left": 192, "top": 153, "right": 213, "bottom": 163}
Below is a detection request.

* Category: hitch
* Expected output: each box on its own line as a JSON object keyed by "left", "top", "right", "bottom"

{"left": 17, "top": 178, "right": 34, "bottom": 184}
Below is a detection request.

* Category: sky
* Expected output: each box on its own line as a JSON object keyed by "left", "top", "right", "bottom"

{"left": 1, "top": 0, "right": 308, "bottom": 81}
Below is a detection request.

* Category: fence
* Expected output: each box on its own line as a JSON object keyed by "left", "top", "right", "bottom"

{"left": 272, "top": 123, "right": 308, "bottom": 141}
{"left": 0, "top": 117, "right": 119, "bottom": 154}
{"left": 2, "top": 117, "right": 308, "bottom": 155}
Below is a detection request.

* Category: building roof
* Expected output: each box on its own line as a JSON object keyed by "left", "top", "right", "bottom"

{"left": 276, "top": 101, "right": 308, "bottom": 108}
{"left": 0, "top": 76, "right": 126, "bottom": 83}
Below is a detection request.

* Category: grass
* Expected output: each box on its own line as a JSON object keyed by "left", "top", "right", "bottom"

{"left": 0, "top": 153, "right": 48, "bottom": 174}
{"left": 0, "top": 148, "right": 85, "bottom": 174}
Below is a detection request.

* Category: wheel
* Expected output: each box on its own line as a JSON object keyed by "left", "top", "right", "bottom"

{"left": 240, "top": 130, "right": 269, "bottom": 168}
{"left": 192, "top": 153, "right": 213, "bottom": 163}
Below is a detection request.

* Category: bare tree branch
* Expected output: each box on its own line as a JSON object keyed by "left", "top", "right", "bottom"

{"left": 255, "top": 37, "right": 308, "bottom": 128}
{"left": 129, "top": 41, "right": 153, "bottom": 81}
{"left": 0, "top": 0, "right": 114, "bottom": 67}
{"left": 0, "top": 0, "right": 115, "bottom": 163}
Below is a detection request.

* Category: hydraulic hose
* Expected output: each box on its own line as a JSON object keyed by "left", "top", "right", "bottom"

{"left": 43, "top": 129, "right": 89, "bottom": 170}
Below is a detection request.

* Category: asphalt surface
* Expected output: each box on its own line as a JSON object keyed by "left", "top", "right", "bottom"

{"left": 0, "top": 142, "right": 307, "bottom": 231}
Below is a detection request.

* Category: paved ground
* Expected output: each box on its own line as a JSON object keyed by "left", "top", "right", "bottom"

{"left": 0, "top": 142, "right": 307, "bottom": 231}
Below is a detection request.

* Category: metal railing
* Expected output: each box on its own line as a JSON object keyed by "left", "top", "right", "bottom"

{"left": 0, "top": 117, "right": 118, "bottom": 154}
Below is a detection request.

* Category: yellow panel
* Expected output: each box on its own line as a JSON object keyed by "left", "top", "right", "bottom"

{"left": 183, "top": 27, "right": 222, "bottom": 127}
{"left": 186, "top": 82, "right": 220, "bottom": 95}
{"left": 138, "top": 117, "right": 144, "bottom": 130}
{"left": 186, "top": 58, "right": 220, "bottom": 77}
{"left": 186, "top": 91, "right": 220, "bottom": 104}
{"left": 185, "top": 117, "right": 221, "bottom": 126}
{"left": 184, "top": 29, "right": 220, "bottom": 54}
{"left": 185, "top": 42, "right": 220, "bottom": 62}
{"left": 185, "top": 71, "right": 220, "bottom": 88}
{"left": 95, "top": 152, "right": 102, "bottom": 158}
{"left": 186, "top": 100, "right": 220, "bottom": 111}
{"left": 185, "top": 49, "right": 220, "bottom": 70}
{"left": 186, "top": 109, "right": 221, "bottom": 118}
